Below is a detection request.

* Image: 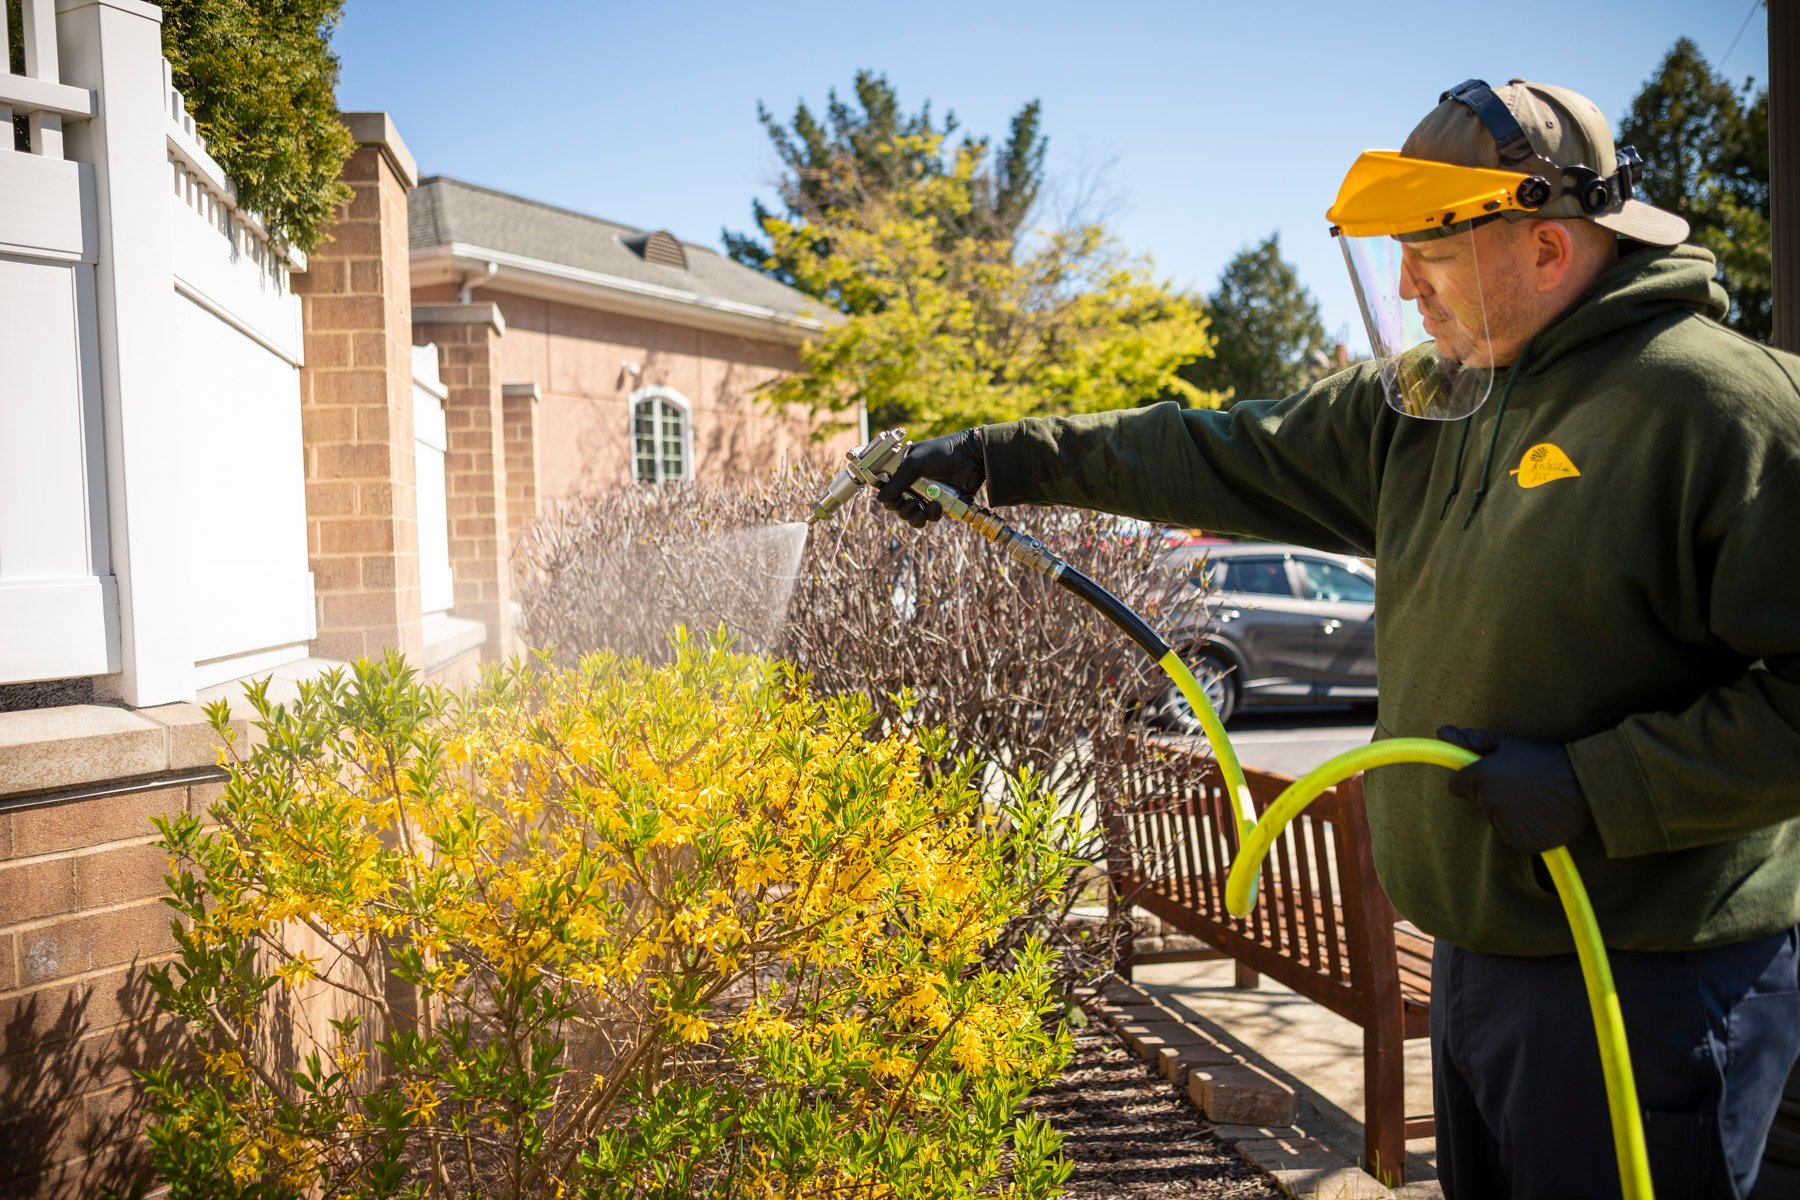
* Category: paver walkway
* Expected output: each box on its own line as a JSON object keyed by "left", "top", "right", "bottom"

{"left": 1031, "top": 1026, "right": 1283, "bottom": 1198}
{"left": 1130, "top": 958, "right": 1442, "bottom": 1197}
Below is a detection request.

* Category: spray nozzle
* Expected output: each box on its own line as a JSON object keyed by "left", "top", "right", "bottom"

{"left": 805, "top": 428, "right": 1062, "bottom": 578}
{"left": 807, "top": 428, "right": 910, "bottom": 525}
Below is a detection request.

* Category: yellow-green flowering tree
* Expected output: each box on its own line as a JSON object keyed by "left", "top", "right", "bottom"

{"left": 143, "top": 632, "right": 1076, "bottom": 1199}
{"left": 758, "top": 134, "right": 1221, "bottom": 436}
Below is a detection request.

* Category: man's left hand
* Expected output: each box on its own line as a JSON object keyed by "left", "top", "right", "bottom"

{"left": 1437, "top": 726, "right": 1592, "bottom": 856}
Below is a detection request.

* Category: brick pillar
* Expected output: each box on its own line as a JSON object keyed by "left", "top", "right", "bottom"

{"left": 292, "top": 113, "right": 424, "bottom": 664}
{"left": 413, "top": 306, "right": 512, "bottom": 660}
{"left": 501, "top": 383, "right": 542, "bottom": 562}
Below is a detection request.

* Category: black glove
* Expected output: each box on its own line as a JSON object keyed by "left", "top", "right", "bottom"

{"left": 876, "top": 428, "right": 988, "bottom": 529}
{"left": 1437, "top": 725, "right": 1591, "bottom": 856}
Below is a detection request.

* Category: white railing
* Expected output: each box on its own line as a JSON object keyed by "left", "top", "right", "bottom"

{"left": 163, "top": 61, "right": 305, "bottom": 293}
{"left": 0, "top": 0, "right": 94, "bottom": 160}
{"left": 414, "top": 344, "right": 455, "bottom": 618}
{"left": 0, "top": 0, "right": 315, "bottom": 704}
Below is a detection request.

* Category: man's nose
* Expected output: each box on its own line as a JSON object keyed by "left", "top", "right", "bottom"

{"left": 1399, "top": 258, "right": 1428, "bottom": 302}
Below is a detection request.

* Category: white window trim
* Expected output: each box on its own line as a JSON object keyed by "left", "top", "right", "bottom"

{"left": 629, "top": 385, "right": 694, "bottom": 484}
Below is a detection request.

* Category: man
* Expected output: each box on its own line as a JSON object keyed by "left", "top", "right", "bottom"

{"left": 881, "top": 80, "right": 1800, "bottom": 1198}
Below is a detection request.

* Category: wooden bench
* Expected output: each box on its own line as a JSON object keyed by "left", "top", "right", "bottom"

{"left": 1103, "top": 741, "right": 1432, "bottom": 1182}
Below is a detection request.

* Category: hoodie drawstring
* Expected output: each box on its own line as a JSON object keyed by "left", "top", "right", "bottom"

{"left": 1438, "top": 417, "right": 1475, "bottom": 521}
{"left": 1432, "top": 338, "right": 1533, "bottom": 525}
{"left": 1460, "top": 340, "right": 1536, "bottom": 528}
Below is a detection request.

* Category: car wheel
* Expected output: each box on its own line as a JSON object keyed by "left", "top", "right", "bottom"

{"left": 1153, "top": 649, "right": 1237, "bottom": 732}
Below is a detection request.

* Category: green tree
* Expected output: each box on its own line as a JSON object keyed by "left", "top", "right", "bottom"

{"left": 1618, "top": 36, "right": 1771, "bottom": 340}
{"left": 758, "top": 131, "right": 1218, "bottom": 435}
{"left": 725, "top": 72, "right": 1045, "bottom": 309}
{"left": 159, "top": 0, "right": 355, "bottom": 252}
{"left": 1178, "top": 234, "right": 1331, "bottom": 405}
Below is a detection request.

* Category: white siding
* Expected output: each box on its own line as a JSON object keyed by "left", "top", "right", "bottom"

{"left": 0, "top": 3, "right": 115, "bottom": 684}
{"left": 166, "top": 63, "right": 314, "bottom": 687}
{"left": 0, "top": 5, "right": 318, "bottom": 698}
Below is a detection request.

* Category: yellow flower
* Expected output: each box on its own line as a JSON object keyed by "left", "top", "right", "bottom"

{"left": 667, "top": 1011, "right": 712, "bottom": 1043}
{"left": 951, "top": 1032, "right": 990, "bottom": 1073}
{"left": 402, "top": 1078, "right": 441, "bottom": 1124}
{"left": 273, "top": 952, "right": 320, "bottom": 990}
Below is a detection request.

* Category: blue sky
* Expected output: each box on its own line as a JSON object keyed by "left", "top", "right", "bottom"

{"left": 334, "top": 0, "right": 1769, "bottom": 354}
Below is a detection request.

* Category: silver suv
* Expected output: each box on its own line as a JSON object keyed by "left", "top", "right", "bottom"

{"left": 1149, "top": 542, "right": 1376, "bottom": 728}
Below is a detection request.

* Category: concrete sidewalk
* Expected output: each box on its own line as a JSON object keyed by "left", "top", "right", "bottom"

{"left": 1129, "top": 958, "right": 1442, "bottom": 1198}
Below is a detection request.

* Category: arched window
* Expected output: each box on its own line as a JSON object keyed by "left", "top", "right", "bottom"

{"left": 630, "top": 386, "right": 691, "bottom": 483}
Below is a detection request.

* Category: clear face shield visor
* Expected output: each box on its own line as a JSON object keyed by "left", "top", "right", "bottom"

{"left": 1327, "top": 151, "right": 1530, "bottom": 421}
{"left": 1335, "top": 227, "right": 1495, "bottom": 421}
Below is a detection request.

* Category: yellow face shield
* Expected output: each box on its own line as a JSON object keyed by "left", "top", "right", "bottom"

{"left": 1329, "top": 152, "right": 1527, "bottom": 421}
{"left": 1327, "top": 150, "right": 1534, "bottom": 238}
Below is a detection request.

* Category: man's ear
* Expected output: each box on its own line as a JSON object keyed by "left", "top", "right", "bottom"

{"left": 1531, "top": 220, "right": 1578, "bottom": 293}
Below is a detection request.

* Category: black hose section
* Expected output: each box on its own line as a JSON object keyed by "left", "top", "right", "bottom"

{"left": 1055, "top": 565, "right": 1171, "bottom": 661}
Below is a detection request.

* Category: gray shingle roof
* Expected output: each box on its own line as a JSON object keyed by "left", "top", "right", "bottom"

{"left": 409, "top": 176, "right": 826, "bottom": 322}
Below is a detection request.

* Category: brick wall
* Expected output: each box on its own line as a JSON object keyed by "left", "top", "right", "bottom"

{"left": 294, "top": 114, "right": 424, "bottom": 664}
{"left": 0, "top": 780, "right": 201, "bottom": 1198}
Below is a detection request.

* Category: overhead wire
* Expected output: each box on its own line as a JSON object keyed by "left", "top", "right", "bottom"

{"left": 1719, "top": 0, "right": 1764, "bottom": 75}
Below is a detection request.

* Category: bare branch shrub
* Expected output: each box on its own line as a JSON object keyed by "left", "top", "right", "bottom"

{"left": 515, "top": 468, "right": 1215, "bottom": 984}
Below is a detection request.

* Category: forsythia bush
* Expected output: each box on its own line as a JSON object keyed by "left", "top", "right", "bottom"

{"left": 144, "top": 632, "right": 1076, "bottom": 1199}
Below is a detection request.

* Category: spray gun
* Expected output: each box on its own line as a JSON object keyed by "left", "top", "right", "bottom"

{"left": 808, "top": 428, "right": 1177, "bottom": 662}
{"left": 808, "top": 428, "right": 1066, "bottom": 578}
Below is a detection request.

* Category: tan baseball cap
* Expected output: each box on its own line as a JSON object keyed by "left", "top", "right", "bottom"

{"left": 1401, "top": 79, "right": 1689, "bottom": 246}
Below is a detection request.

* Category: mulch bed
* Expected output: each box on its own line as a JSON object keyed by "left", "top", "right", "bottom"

{"left": 1027, "top": 1026, "right": 1284, "bottom": 1198}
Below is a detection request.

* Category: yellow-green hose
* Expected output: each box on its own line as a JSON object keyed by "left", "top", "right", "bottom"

{"left": 1156, "top": 648, "right": 1257, "bottom": 841}
{"left": 1151, "top": 659, "right": 1653, "bottom": 1198}
{"left": 1541, "top": 845, "right": 1653, "bottom": 1198}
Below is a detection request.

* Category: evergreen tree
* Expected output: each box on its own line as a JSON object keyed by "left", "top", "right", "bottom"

{"left": 1178, "top": 235, "right": 1331, "bottom": 405}
{"left": 1619, "top": 36, "right": 1771, "bottom": 340}
{"left": 724, "top": 72, "right": 1045, "bottom": 310}
{"left": 158, "top": 0, "right": 355, "bottom": 252}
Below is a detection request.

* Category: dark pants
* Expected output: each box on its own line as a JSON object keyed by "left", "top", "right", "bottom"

{"left": 1431, "top": 926, "right": 1800, "bottom": 1199}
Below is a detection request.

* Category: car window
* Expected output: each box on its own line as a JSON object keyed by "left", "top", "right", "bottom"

{"left": 1220, "top": 558, "right": 1292, "bottom": 596}
{"left": 1178, "top": 558, "right": 1215, "bottom": 589}
{"left": 1298, "top": 559, "right": 1375, "bottom": 603}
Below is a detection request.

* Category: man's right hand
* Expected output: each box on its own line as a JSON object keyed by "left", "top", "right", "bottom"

{"left": 877, "top": 428, "right": 988, "bottom": 529}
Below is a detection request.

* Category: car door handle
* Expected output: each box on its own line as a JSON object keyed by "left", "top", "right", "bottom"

{"left": 1321, "top": 619, "right": 1341, "bottom": 634}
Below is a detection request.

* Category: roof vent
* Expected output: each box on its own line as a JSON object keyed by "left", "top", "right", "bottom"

{"left": 623, "top": 230, "right": 688, "bottom": 270}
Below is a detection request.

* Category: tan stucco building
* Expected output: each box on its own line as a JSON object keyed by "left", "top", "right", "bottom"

{"left": 408, "top": 177, "right": 852, "bottom": 546}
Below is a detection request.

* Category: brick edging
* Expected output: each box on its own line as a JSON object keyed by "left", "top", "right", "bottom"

{"left": 1072, "top": 979, "right": 1404, "bottom": 1199}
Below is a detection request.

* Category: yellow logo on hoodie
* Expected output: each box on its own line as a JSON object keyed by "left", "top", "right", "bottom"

{"left": 1510, "top": 443, "right": 1581, "bottom": 489}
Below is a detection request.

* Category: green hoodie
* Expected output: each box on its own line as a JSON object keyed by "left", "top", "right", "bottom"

{"left": 983, "top": 244, "right": 1800, "bottom": 955}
